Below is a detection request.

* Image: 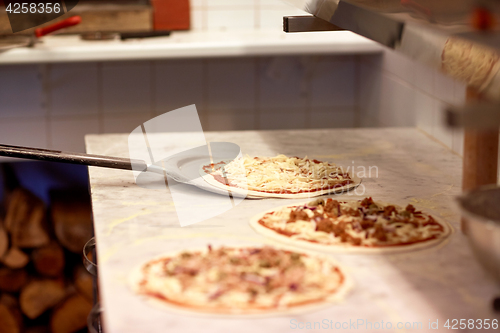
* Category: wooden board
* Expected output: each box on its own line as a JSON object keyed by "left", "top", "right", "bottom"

{"left": 0, "top": 4, "right": 152, "bottom": 34}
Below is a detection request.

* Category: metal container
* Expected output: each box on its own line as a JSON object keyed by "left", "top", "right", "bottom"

{"left": 87, "top": 302, "right": 103, "bottom": 333}
{"left": 458, "top": 186, "right": 500, "bottom": 284}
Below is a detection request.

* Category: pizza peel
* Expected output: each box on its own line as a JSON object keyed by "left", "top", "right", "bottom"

{"left": 0, "top": 142, "right": 243, "bottom": 197}
{"left": 0, "top": 143, "right": 360, "bottom": 199}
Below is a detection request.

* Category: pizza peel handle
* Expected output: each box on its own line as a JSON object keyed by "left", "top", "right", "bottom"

{"left": 0, "top": 143, "right": 149, "bottom": 172}
{"left": 0, "top": 142, "right": 240, "bottom": 179}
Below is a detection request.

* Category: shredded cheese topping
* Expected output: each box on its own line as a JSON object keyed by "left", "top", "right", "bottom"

{"left": 258, "top": 198, "right": 447, "bottom": 248}
{"left": 137, "top": 246, "right": 344, "bottom": 312}
{"left": 205, "top": 154, "right": 352, "bottom": 193}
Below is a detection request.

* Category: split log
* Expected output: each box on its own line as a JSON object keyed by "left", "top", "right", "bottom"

{"left": 0, "top": 303, "right": 21, "bottom": 333}
{"left": 24, "top": 326, "right": 50, "bottom": 333}
{"left": 0, "top": 268, "right": 28, "bottom": 292}
{"left": 2, "top": 247, "right": 29, "bottom": 269}
{"left": 31, "top": 243, "right": 65, "bottom": 277}
{"left": 51, "top": 190, "right": 92, "bottom": 254}
{"left": 74, "top": 266, "right": 93, "bottom": 302}
{"left": 0, "top": 293, "right": 19, "bottom": 308}
{"left": 20, "top": 280, "right": 66, "bottom": 319}
{"left": 0, "top": 223, "right": 8, "bottom": 259}
{"left": 4, "top": 188, "right": 50, "bottom": 248}
{"left": 0, "top": 294, "right": 23, "bottom": 333}
{"left": 50, "top": 294, "right": 93, "bottom": 333}
{"left": 0, "top": 293, "right": 23, "bottom": 333}
{"left": 1, "top": 164, "right": 21, "bottom": 207}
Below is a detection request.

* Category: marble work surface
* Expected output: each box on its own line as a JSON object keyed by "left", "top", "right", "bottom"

{"left": 86, "top": 128, "right": 500, "bottom": 333}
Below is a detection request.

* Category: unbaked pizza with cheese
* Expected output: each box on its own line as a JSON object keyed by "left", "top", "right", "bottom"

{"left": 250, "top": 197, "right": 452, "bottom": 253}
{"left": 131, "top": 246, "right": 350, "bottom": 315}
{"left": 200, "top": 154, "right": 361, "bottom": 199}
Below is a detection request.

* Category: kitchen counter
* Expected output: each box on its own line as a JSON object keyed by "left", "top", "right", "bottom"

{"left": 0, "top": 30, "right": 382, "bottom": 64}
{"left": 86, "top": 128, "right": 499, "bottom": 333}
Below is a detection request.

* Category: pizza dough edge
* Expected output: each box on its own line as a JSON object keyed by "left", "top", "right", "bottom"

{"left": 128, "top": 245, "right": 353, "bottom": 318}
{"left": 199, "top": 167, "right": 363, "bottom": 199}
{"left": 248, "top": 200, "right": 454, "bottom": 255}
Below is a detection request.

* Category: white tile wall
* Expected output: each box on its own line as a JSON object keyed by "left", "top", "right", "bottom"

{"left": 359, "top": 46, "right": 468, "bottom": 156}
{"left": 0, "top": 117, "right": 47, "bottom": 148}
{"left": 48, "top": 63, "right": 99, "bottom": 116}
{"left": 207, "top": 108, "right": 257, "bottom": 131}
{"left": 191, "top": 0, "right": 307, "bottom": 31}
{"left": 154, "top": 59, "right": 205, "bottom": 116}
{"left": 358, "top": 57, "right": 382, "bottom": 127}
{"left": 0, "top": 0, "right": 317, "bottom": 153}
{"left": 190, "top": 0, "right": 205, "bottom": 8}
{"left": 259, "top": 106, "right": 307, "bottom": 130}
{"left": 0, "top": 65, "right": 43, "bottom": 119}
{"left": 103, "top": 113, "right": 153, "bottom": 134}
{"left": 310, "top": 57, "right": 355, "bottom": 109}
{"left": 413, "top": 61, "right": 435, "bottom": 96}
{"left": 207, "top": 0, "right": 255, "bottom": 7}
{"left": 102, "top": 61, "right": 152, "bottom": 115}
{"left": 49, "top": 116, "right": 99, "bottom": 152}
{"left": 0, "top": 54, "right": 360, "bottom": 152}
{"left": 207, "top": 58, "right": 256, "bottom": 110}
{"left": 454, "top": 80, "right": 467, "bottom": 105}
{"left": 207, "top": 9, "right": 255, "bottom": 31}
{"left": 378, "top": 75, "right": 416, "bottom": 127}
{"left": 309, "top": 107, "right": 356, "bottom": 129}
{"left": 434, "top": 71, "right": 456, "bottom": 105}
{"left": 431, "top": 100, "right": 454, "bottom": 148}
{"left": 258, "top": 7, "right": 307, "bottom": 30}
{"left": 258, "top": 9, "right": 286, "bottom": 30}
{"left": 414, "top": 89, "right": 435, "bottom": 135}
{"left": 381, "top": 49, "right": 415, "bottom": 84}
{"left": 258, "top": 57, "right": 307, "bottom": 110}
{"left": 190, "top": 7, "right": 206, "bottom": 31}
{"left": 452, "top": 128, "right": 464, "bottom": 156}
{"left": 0, "top": 56, "right": 467, "bottom": 156}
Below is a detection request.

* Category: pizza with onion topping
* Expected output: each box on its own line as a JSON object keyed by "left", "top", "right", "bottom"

{"left": 131, "top": 246, "right": 350, "bottom": 315}
{"left": 200, "top": 154, "right": 361, "bottom": 198}
{"left": 250, "top": 198, "right": 452, "bottom": 253}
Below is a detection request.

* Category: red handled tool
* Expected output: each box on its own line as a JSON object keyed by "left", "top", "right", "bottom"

{"left": 35, "top": 15, "right": 82, "bottom": 37}
{"left": 0, "top": 15, "right": 82, "bottom": 51}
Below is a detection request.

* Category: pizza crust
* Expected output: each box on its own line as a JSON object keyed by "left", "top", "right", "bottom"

{"left": 249, "top": 200, "right": 453, "bottom": 254}
{"left": 201, "top": 172, "right": 361, "bottom": 199}
{"left": 199, "top": 160, "right": 362, "bottom": 199}
{"left": 129, "top": 245, "right": 352, "bottom": 317}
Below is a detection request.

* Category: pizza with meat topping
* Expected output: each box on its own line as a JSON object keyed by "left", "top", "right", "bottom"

{"left": 130, "top": 246, "right": 350, "bottom": 315}
{"left": 250, "top": 198, "right": 452, "bottom": 253}
{"left": 200, "top": 154, "right": 361, "bottom": 199}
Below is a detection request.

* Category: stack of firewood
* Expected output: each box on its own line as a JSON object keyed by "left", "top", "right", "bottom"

{"left": 0, "top": 185, "right": 94, "bottom": 333}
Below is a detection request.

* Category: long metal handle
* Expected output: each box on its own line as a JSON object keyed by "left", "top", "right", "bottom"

{"left": 0, "top": 144, "right": 147, "bottom": 171}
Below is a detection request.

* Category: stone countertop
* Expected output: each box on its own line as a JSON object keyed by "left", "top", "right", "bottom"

{"left": 85, "top": 128, "right": 499, "bottom": 333}
{"left": 0, "top": 30, "right": 382, "bottom": 65}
